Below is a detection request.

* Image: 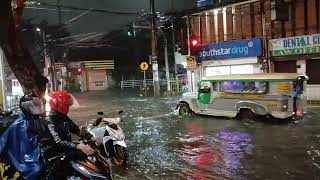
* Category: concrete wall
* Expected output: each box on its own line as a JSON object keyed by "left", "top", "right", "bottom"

{"left": 87, "top": 69, "right": 108, "bottom": 91}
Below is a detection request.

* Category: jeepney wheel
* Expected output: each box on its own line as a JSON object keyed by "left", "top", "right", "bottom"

{"left": 237, "top": 108, "right": 256, "bottom": 120}
{"left": 179, "top": 104, "right": 192, "bottom": 117}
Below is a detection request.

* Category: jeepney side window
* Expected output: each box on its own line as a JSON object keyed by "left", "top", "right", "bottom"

{"left": 220, "top": 81, "right": 268, "bottom": 94}
{"left": 198, "top": 82, "right": 211, "bottom": 93}
{"left": 212, "top": 82, "right": 218, "bottom": 91}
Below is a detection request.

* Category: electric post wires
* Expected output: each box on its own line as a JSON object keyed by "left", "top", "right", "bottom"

{"left": 26, "top": 1, "right": 139, "bottom": 15}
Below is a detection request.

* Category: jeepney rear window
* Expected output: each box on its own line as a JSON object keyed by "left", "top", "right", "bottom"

{"left": 221, "top": 81, "right": 268, "bottom": 94}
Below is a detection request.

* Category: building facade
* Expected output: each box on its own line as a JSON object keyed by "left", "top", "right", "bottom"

{"left": 55, "top": 60, "right": 114, "bottom": 92}
{"left": 186, "top": 0, "right": 320, "bottom": 101}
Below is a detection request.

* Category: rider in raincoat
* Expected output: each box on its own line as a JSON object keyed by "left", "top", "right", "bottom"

{"left": 0, "top": 94, "right": 44, "bottom": 180}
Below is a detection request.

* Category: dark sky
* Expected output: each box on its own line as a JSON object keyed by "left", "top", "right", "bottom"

{"left": 24, "top": 0, "right": 195, "bottom": 35}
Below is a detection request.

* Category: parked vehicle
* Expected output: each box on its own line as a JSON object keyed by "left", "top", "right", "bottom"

{"left": 177, "top": 73, "right": 308, "bottom": 120}
{"left": 85, "top": 111, "right": 127, "bottom": 167}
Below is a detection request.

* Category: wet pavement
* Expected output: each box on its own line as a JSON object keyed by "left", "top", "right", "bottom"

{"left": 69, "top": 90, "right": 320, "bottom": 180}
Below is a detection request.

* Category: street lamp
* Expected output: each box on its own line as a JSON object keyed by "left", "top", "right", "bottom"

{"left": 36, "top": 27, "right": 41, "bottom": 32}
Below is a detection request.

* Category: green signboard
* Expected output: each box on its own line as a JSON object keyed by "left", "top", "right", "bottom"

{"left": 270, "top": 34, "right": 320, "bottom": 57}
{"left": 271, "top": 46, "right": 320, "bottom": 56}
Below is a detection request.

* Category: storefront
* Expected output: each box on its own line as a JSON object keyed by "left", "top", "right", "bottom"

{"left": 270, "top": 33, "right": 320, "bottom": 101}
{"left": 198, "top": 38, "right": 263, "bottom": 76}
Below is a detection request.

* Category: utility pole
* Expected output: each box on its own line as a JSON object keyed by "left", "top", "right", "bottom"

{"left": 164, "top": 36, "right": 171, "bottom": 92}
{"left": 172, "top": 21, "right": 177, "bottom": 76}
{"left": 171, "top": 21, "right": 179, "bottom": 92}
{"left": 40, "top": 28, "right": 53, "bottom": 92}
{"left": 186, "top": 16, "right": 194, "bottom": 93}
{"left": 158, "top": 28, "right": 170, "bottom": 92}
{"left": 0, "top": 48, "right": 7, "bottom": 110}
{"left": 55, "top": 0, "right": 62, "bottom": 91}
{"left": 150, "top": 0, "right": 160, "bottom": 97}
{"left": 57, "top": 0, "right": 62, "bottom": 24}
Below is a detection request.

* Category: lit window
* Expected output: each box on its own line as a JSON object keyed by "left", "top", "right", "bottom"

{"left": 221, "top": 81, "right": 268, "bottom": 94}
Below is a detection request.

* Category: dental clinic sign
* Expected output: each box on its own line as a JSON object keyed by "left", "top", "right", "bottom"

{"left": 270, "top": 34, "right": 320, "bottom": 57}
{"left": 198, "top": 38, "right": 262, "bottom": 61}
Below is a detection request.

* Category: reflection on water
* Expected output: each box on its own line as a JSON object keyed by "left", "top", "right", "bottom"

{"left": 175, "top": 121, "right": 252, "bottom": 180}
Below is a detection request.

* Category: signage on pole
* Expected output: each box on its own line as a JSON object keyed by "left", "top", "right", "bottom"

{"left": 140, "top": 62, "right": 149, "bottom": 71}
{"left": 186, "top": 56, "right": 197, "bottom": 70}
{"left": 198, "top": 38, "right": 263, "bottom": 61}
{"left": 140, "top": 62, "right": 149, "bottom": 96}
{"left": 270, "top": 33, "right": 320, "bottom": 56}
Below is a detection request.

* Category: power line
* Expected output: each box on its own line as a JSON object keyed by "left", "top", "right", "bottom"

{"left": 39, "top": 2, "right": 139, "bottom": 15}
{"left": 55, "top": 32, "right": 106, "bottom": 46}
{"left": 25, "top": 6, "right": 73, "bottom": 12}
{"left": 55, "top": 32, "right": 99, "bottom": 41}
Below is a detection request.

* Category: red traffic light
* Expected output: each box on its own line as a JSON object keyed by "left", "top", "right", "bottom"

{"left": 190, "top": 36, "right": 199, "bottom": 48}
{"left": 192, "top": 39, "right": 198, "bottom": 46}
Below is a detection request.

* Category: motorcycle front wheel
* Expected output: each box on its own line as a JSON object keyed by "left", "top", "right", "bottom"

{"left": 112, "top": 145, "right": 127, "bottom": 167}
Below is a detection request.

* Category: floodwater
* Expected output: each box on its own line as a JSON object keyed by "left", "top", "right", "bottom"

{"left": 69, "top": 90, "right": 320, "bottom": 180}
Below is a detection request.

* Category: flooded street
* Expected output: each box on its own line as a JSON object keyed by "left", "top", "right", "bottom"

{"left": 69, "top": 91, "right": 320, "bottom": 180}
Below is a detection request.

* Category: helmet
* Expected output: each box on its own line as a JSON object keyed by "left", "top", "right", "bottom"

{"left": 20, "top": 94, "right": 45, "bottom": 116}
{"left": 48, "top": 91, "right": 75, "bottom": 115}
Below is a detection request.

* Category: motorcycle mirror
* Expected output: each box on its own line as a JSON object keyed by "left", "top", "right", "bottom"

{"left": 97, "top": 112, "right": 104, "bottom": 116}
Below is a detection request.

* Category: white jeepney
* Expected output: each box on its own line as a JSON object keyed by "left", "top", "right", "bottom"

{"left": 177, "top": 73, "right": 308, "bottom": 120}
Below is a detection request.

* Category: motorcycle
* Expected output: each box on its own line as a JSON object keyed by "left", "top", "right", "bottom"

{"left": 40, "top": 138, "right": 113, "bottom": 180}
{"left": 0, "top": 111, "right": 112, "bottom": 180}
{"left": 84, "top": 111, "right": 127, "bottom": 167}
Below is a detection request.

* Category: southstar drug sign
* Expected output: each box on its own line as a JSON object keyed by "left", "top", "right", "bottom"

{"left": 198, "top": 38, "right": 262, "bottom": 61}
{"left": 270, "top": 34, "right": 320, "bottom": 57}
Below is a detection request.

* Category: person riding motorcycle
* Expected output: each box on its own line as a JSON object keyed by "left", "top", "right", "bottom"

{"left": 0, "top": 94, "right": 45, "bottom": 180}
{"left": 1, "top": 91, "right": 97, "bottom": 179}
{"left": 45, "top": 91, "right": 95, "bottom": 156}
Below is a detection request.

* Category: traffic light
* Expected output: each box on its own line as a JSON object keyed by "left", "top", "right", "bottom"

{"left": 190, "top": 36, "right": 199, "bottom": 48}
{"left": 190, "top": 36, "right": 200, "bottom": 56}
{"left": 127, "top": 24, "right": 135, "bottom": 37}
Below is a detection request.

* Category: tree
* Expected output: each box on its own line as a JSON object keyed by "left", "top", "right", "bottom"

{"left": 0, "top": 0, "right": 48, "bottom": 96}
